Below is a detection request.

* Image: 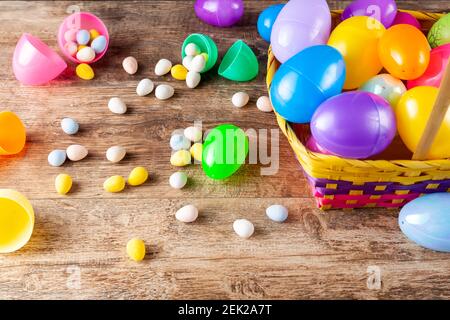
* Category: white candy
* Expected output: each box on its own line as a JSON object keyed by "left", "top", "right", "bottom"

{"left": 122, "top": 56, "right": 138, "bottom": 75}
{"left": 136, "top": 78, "right": 154, "bottom": 96}
{"left": 186, "top": 71, "right": 201, "bottom": 89}
{"left": 76, "top": 47, "right": 96, "bottom": 63}
{"left": 169, "top": 172, "right": 188, "bottom": 189}
{"left": 66, "top": 144, "right": 88, "bottom": 161}
{"left": 155, "top": 84, "right": 175, "bottom": 100}
{"left": 184, "top": 43, "right": 201, "bottom": 56}
{"left": 232, "top": 92, "right": 250, "bottom": 108}
{"left": 233, "top": 219, "right": 254, "bottom": 239}
{"left": 184, "top": 126, "right": 202, "bottom": 142}
{"left": 182, "top": 56, "right": 194, "bottom": 70}
{"left": 256, "top": 96, "right": 273, "bottom": 112}
{"left": 175, "top": 204, "right": 198, "bottom": 223}
{"left": 108, "top": 97, "right": 127, "bottom": 114}
{"left": 106, "top": 146, "right": 126, "bottom": 163}
{"left": 189, "top": 55, "right": 206, "bottom": 73}
{"left": 266, "top": 205, "right": 288, "bottom": 222}
{"left": 155, "top": 58, "right": 172, "bottom": 76}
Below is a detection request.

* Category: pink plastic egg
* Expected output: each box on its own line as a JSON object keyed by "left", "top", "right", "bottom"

{"left": 392, "top": 11, "right": 421, "bottom": 29}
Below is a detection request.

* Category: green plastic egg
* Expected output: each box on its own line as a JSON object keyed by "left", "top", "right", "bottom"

{"left": 202, "top": 124, "right": 249, "bottom": 180}
{"left": 428, "top": 13, "right": 450, "bottom": 48}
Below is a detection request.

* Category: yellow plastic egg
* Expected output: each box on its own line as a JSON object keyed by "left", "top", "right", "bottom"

{"left": 89, "top": 29, "right": 100, "bottom": 41}
{"left": 170, "top": 150, "right": 192, "bottom": 167}
{"left": 55, "top": 174, "right": 72, "bottom": 195}
{"left": 103, "top": 175, "right": 126, "bottom": 193}
{"left": 190, "top": 143, "right": 202, "bottom": 162}
{"left": 126, "top": 238, "right": 146, "bottom": 262}
{"left": 171, "top": 64, "right": 188, "bottom": 80}
{"left": 76, "top": 64, "right": 95, "bottom": 80}
{"left": 128, "top": 167, "right": 149, "bottom": 186}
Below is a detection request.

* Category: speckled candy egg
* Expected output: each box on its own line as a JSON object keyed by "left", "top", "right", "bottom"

{"left": 359, "top": 74, "right": 407, "bottom": 108}
{"left": 176, "top": 204, "right": 198, "bottom": 223}
{"left": 48, "top": 150, "right": 66, "bottom": 167}
{"left": 66, "top": 144, "right": 88, "bottom": 161}
{"left": 266, "top": 205, "right": 288, "bottom": 222}
{"left": 194, "top": 0, "right": 244, "bottom": 28}
{"left": 170, "top": 134, "right": 191, "bottom": 151}
{"left": 61, "top": 117, "right": 79, "bottom": 135}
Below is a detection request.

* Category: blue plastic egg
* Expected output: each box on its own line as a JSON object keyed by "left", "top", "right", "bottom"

{"left": 399, "top": 193, "right": 450, "bottom": 252}
{"left": 270, "top": 45, "right": 346, "bottom": 123}
{"left": 257, "top": 4, "right": 284, "bottom": 42}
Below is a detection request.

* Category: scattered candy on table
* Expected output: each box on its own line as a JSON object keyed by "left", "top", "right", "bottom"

{"left": 136, "top": 78, "right": 154, "bottom": 96}
{"left": 186, "top": 71, "right": 201, "bottom": 89}
{"left": 170, "top": 134, "right": 191, "bottom": 151}
{"left": 233, "top": 219, "right": 254, "bottom": 239}
{"left": 122, "top": 56, "right": 138, "bottom": 75}
{"left": 171, "top": 64, "right": 188, "bottom": 80}
{"left": 66, "top": 144, "right": 88, "bottom": 161}
{"left": 48, "top": 149, "right": 67, "bottom": 167}
{"left": 155, "top": 84, "right": 175, "bottom": 100}
{"left": 155, "top": 58, "right": 172, "bottom": 76}
{"left": 170, "top": 150, "right": 192, "bottom": 167}
{"left": 175, "top": 204, "right": 198, "bottom": 223}
{"left": 106, "top": 146, "right": 127, "bottom": 163}
{"left": 126, "top": 238, "right": 146, "bottom": 261}
{"left": 108, "top": 97, "right": 127, "bottom": 114}
{"left": 169, "top": 172, "right": 188, "bottom": 189}
{"left": 266, "top": 205, "right": 288, "bottom": 223}
{"left": 76, "top": 63, "right": 95, "bottom": 80}
{"left": 55, "top": 173, "right": 73, "bottom": 195}
{"left": 256, "top": 96, "right": 273, "bottom": 113}
{"left": 61, "top": 117, "right": 79, "bottom": 135}
{"left": 231, "top": 92, "right": 249, "bottom": 108}
{"left": 128, "top": 167, "right": 149, "bottom": 186}
{"left": 103, "top": 175, "right": 126, "bottom": 193}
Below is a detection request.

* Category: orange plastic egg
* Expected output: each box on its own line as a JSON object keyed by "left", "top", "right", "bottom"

{"left": 378, "top": 24, "right": 430, "bottom": 80}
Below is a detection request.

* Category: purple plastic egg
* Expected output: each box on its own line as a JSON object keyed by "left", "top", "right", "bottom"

{"left": 271, "top": 0, "right": 331, "bottom": 63}
{"left": 306, "top": 136, "right": 333, "bottom": 155}
{"left": 311, "top": 92, "right": 397, "bottom": 159}
{"left": 342, "top": 0, "right": 398, "bottom": 28}
{"left": 392, "top": 11, "right": 421, "bottom": 29}
{"left": 194, "top": 0, "right": 244, "bottom": 28}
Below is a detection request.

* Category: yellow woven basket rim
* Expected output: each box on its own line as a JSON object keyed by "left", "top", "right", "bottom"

{"left": 267, "top": 10, "right": 450, "bottom": 185}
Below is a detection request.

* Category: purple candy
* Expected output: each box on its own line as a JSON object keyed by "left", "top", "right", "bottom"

{"left": 392, "top": 11, "right": 421, "bottom": 29}
{"left": 311, "top": 92, "right": 397, "bottom": 159}
{"left": 271, "top": 0, "right": 331, "bottom": 63}
{"left": 342, "top": 0, "right": 398, "bottom": 28}
{"left": 194, "top": 0, "right": 244, "bottom": 28}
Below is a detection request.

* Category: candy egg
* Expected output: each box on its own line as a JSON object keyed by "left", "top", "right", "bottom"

{"left": 171, "top": 64, "right": 188, "bottom": 80}
{"left": 266, "top": 205, "right": 288, "bottom": 223}
{"left": 190, "top": 143, "right": 203, "bottom": 162}
{"left": 194, "top": 0, "right": 244, "bottom": 28}
{"left": 128, "top": 167, "right": 149, "bottom": 186}
{"left": 271, "top": 0, "right": 331, "bottom": 63}
{"left": 136, "top": 78, "right": 154, "bottom": 96}
{"left": 91, "top": 35, "right": 107, "bottom": 54}
{"left": 311, "top": 92, "right": 397, "bottom": 159}
{"left": 76, "top": 46, "right": 95, "bottom": 63}
{"left": 428, "top": 13, "right": 450, "bottom": 48}
{"left": 182, "top": 55, "right": 194, "bottom": 70}
{"left": 257, "top": 4, "right": 284, "bottom": 43}
{"left": 359, "top": 74, "right": 407, "bottom": 108}
{"left": 61, "top": 117, "right": 79, "bottom": 135}
{"left": 66, "top": 144, "right": 88, "bottom": 161}
{"left": 155, "top": 84, "right": 175, "bottom": 100}
{"left": 233, "top": 219, "right": 254, "bottom": 239}
{"left": 48, "top": 150, "right": 66, "bottom": 167}
{"left": 64, "top": 41, "right": 78, "bottom": 56}
{"left": 155, "top": 59, "right": 172, "bottom": 76}
{"left": 108, "top": 97, "right": 127, "bottom": 114}
{"left": 55, "top": 173, "right": 72, "bottom": 195}
{"left": 126, "top": 238, "right": 146, "bottom": 261}
{"left": 186, "top": 71, "right": 201, "bottom": 89}
{"left": 202, "top": 124, "right": 248, "bottom": 180}
{"left": 76, "top": 63, "right": 95, "bottom": 80}
{"left": 170, "top": 134, "right": 191, "bottom": 151}
{"left": 78, "top": 45, "right": 87, "bottom": 51}
{"left": 378, "top": 24, "right": 430, "bottom": 80}
{"left": 270, "top": 45, "right": 346, "bottom": 123}
{"left": 231, "top": 92, "right": 249, "bottom": 108}
{"left": 399, "top": 193, "right": 450, "bottom": 252}
{"left": 106, "top": 146, "right": 126, "bottom": 163}
{"left": 342, "top": 0, "right": 397, "bottom": 28}
{"left": 76, "top": 29, "right": 90, "bottom": 45}
{"left": 175, "top": 204, "right": 198, "bottom": 223}
{"left": 184, "top": 126, "right": 202, "bottom": 142}
{"left": 190, "top": 55, "right": 206, "bottom": 73}
{"left": 256, "top": 96, "right": 273, "bottom": 113}
{"left": 184, "top": 43, "right": 201, "bottom": 56}
{"left": 103, "top": 176, "right": 126, "bottom": 193}
{"left": 328, "top": 16, "right": 385, "bottom": 89}
{"left": 89, "top": 29, "right": 100, "bottom": 40}
{"left": 170, "top": 150, "right": 192, "bottom": 167}
{"left": 122, "top": 56, "right": 138, "bottom": 75}
{"left": 169, "top": 171, "right": 188, "bottom": 189}
{"left": 64, "top": 28, "right": 77, "bottom": 42}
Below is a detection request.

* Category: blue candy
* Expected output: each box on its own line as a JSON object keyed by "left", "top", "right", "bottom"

{"left": 48, "top": 150, "right": 67, "bottom": 167}
{"left": 266, "top": 204, "right": 288, "bottom": 222}
{"left": 91, "top": 35, "right": 107, "bottom": 54}
{"left": 170, "top": 134, "right": 191, "bottom": 151}
{"left": 76, "top": 29, "right": 90, "bottom": 45}
{"left": 61, "top": 117, "right": 79, "bottom": 135}
{"left": 257, "top": 4, "right": 284, "bottom": 42}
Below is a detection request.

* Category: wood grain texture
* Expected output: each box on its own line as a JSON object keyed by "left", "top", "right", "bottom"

{"left": 0, "top": 0, "right": 449, "bottom": 300}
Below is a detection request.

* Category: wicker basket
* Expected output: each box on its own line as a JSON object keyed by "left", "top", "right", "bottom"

{"left": 266, "top": 10, "right": 449, "bottom": 210}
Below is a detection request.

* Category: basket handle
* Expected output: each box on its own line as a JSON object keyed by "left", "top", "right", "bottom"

{"left": 412, "top": 61, "right": 450, "bottom": 160}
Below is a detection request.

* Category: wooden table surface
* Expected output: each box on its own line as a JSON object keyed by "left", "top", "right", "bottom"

{"left": 0, "top": 0, "right": 449, "bottom": 300}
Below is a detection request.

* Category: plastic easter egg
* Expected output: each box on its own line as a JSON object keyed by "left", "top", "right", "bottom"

{"left": 428, "top": 13, "right": 450, "bottom": 48}
{"left": 311, "top": 92, "right": 397, "bottom": 159}
{"left": 257, "top": 4, "right": 284, "bottom": 43}
{"left": 270, "top": 45, "right": 346, "bottom": 123}
{"left": 378, "top": 24, "right": 430, "bottom": 80}
{"left": 194, "top": 0, "right": 244, "bottom": 28}
{"left": 399, "top": 193, "right": 450, "bottom": 252}
{"left": 202, "top": 124, "right": 248, "bottom": 180}
{"left": 396, "top": 86, "right": 450, "bottom": 159}
{"left": 392, "top": 11, "right": 421, "bottom": 29}
{"left": 407, "top": 44, "right": 450, "bottom": 89}
{"left": 271, "top": 0, "right": 331, "bottom": 63}
{"left": 328, "top": 16, "right": 386, "bottom": 89}
{"left": 305, "top": 136, "right": 333, "bottom": 155}
{"left": 342, "top": 0, "right": 397, "bottom": 28}
{"left": 359, "top": 74, "right": 407, "bottom": 108}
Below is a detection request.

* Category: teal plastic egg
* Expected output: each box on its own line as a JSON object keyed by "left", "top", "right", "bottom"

{"left": 359, "top": 74, "right": 407, "bottom": 108}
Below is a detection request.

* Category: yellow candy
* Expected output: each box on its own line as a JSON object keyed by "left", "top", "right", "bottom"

{"left": 190, "top": 143, "right": 202, "bottom": 162}
{"left": 89, "top": 29, "right": 100, "bottom": 41}
{"left": 128, "top": 167, "right": 149, "bottom": 186}
{"left": 55, "top": 174, "right": 72, "bottom": 195}
{"left": 103, "top": 175, "right": 126, "bottom": 193}
{"left": 200, "top": 52, "right": 209, "bottom": 62}
{"left": 78, "top": 44, "right": 87, "bottom": 51}
{"left": 126, "top": 238, "right": 146, "bottom": 262}
{"left": 170, "top": 150, "right": 191, "bottom": 167}
{"left": 171, "top": 64, "right": 188, "bottom": 80}
{"left": 76, "top": 64, "right": 95, "bottom": 80}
